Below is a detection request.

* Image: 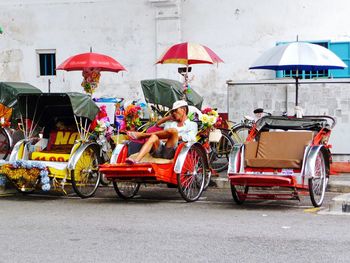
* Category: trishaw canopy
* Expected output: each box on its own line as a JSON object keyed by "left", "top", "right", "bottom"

{"left": 256, "top": 116, "right": 336, "bottom": 132}
{"left": 17, "top": 92, "right": 99, "bottom": 127}
{"left": 0, "top": 82, "right": 41, "bottom": 121}
{"left": 141, "top": 78, "right": 203, "bottom": 109}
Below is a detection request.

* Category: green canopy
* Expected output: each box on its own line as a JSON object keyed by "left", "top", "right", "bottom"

{"left": 141, "top": 78, "right": 203, "bottom": 109}
{"left": 0, "top": 82, "right": 42, "bottom": 121}
{"left": 17, "top": 92, "right": 99, "bottom": 128}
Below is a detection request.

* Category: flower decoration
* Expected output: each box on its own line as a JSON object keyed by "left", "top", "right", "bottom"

{"left": 81, "top": 68, "right": 101, "bottom": 95}
{"left": 198, "top": 107, "right": 220, "bottom": 137}
{"left": 91, "top": 105, "right": 114, "bottom": 140}
{"left": 0, "top": 160, "right": 50, "bottom": 192}
{"left": 124, "top": 104, "right": 142, "bottom": 130}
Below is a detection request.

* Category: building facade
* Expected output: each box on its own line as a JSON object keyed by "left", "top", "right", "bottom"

{"left": 1, "top": 0, "right": 350, "bottom": 154}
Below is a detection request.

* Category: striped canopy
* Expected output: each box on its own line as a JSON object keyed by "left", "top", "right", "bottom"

{"left": 156, "top": 42, "right": 223, "bottom": 65}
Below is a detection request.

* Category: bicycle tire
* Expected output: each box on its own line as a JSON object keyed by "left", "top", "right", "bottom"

{"left": 229, "top": 124, "right": 252, "bottom": 144}
{"left": 209, "top": 130, "right": 234, "bottom": 173}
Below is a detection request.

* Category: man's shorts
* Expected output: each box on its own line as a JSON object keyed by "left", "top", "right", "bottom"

{"left": 151, "top": 141, "right": 176, "bottom": 159}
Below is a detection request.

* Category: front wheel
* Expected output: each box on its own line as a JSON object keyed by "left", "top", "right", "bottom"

{"left": 209, "top": 131, "right": 234, "bottom": 173}
{"left": 113, "top": 181, "right": 140, "bottom": 199}
{"left": 309, "top": 151, "right": 327, "bottom": 207}
{"left": 71, "top": 145, "right": 101, "bottom": 198}
{"left": 177, "top": 145, "right": 206, "bottom": 202}
{"left": 231, "top": 184, "right": 249, "bottom": 205}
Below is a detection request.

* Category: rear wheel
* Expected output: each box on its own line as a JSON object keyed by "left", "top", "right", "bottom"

{"left": 177, "top": 145, "right": 206, "bottom": 202}
{"left": 209, "top": 131, "right": 234, "bottom": 173}
{"left": 230, "top": 124, "right": 252, "bottom": 144}
{"left": 100, "top": 173, "right": 110, "bottom": 186}
{"left": 71, "top": 145, "right": 101, "bottom": 198}
{"left": 0, "top": 128, "right": 11, "bottom": 160}
{"left": 309, "top": 151, "right": 327, "bottom": 207}
{"left": 113, "top": 181, "right": 140, "bottom": 199}
{"left": 231, "top": 184, "right": 249, "bottom": 205}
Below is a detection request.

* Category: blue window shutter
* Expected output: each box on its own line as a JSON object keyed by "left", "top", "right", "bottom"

{"left": 329, "top": 42, "right": 350, "bottom": 78}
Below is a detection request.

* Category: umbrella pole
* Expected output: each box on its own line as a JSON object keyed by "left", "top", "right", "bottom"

{"left": 295, "top": 70, "right": 299, "bottom": 106}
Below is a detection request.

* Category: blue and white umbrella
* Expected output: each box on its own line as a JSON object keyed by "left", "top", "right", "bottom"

{"left": 250, "top": 42, "right": 347, "bottom": 105}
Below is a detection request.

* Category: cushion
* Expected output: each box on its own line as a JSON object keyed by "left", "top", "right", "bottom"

{"left": 128, "top": 152, "right": 173, "bottom": 164}
{"left": 245, "top": 158, "right": 301, "bottom": 169}
{"left": 257, "top": 131, "right": 313, "bottom": 160}
{"left": 244, "top": 141, "right": 258, "bottom": 159}
{"left": 47, "top": 130, "right": 79, "bottom": 150}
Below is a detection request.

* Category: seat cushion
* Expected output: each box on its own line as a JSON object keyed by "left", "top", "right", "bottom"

{"left": 128, "top": 153, "right": 173, "bottom": 164}
{"left": 246, "top": 158, "right": 301, "bottom": 169}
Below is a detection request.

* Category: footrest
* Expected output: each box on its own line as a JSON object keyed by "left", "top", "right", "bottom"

{"left": 99, "top": 163, "right": 156, "bottom": 179}
{"left": 228, "top": 174, "right": 294, "bottom": 187}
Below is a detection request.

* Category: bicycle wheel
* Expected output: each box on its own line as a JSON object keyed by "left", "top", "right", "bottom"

{"left": 231, "top": 184, "right": 249, "bottom": 205}
{"left": 113, "top": 181, "right": 140, "bottom": 199}
{"left": 209, "top": 131, "right": 234, "bottom": 173}
{"left": 308, "top": 151, "right": 327, "bottom": 207}
{"left": 230, "top": 124, "right": 252, "bottom": 144}
{"left": 71, "top": 145, "right": 101, "bottom": 198}
{"left": 0, "top": 128, "right": 11, "bottom": 160}
{"left": 177, "top": 145, "right": 206, "bottom": 202}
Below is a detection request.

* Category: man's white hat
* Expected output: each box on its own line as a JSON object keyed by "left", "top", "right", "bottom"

{"left": 171, "top": 100, "right": 188, "bottom": 111}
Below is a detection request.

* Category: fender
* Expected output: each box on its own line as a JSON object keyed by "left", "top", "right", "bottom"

{"left": 2, "top": 127, "right": 13, "bottom": 150}
{"left": 303, "top": 145, "right": 330, "bottom": 178}
{"left": 228, "top": 143, "right": 243, "bottom": 174}
{"left": 174, "top": 142, "right": 209, "bottom": 174}
{"left": 67, "top": 142, "right": 101, "bottom": 170}
{"left": 110, "top": 143, "right": 126, "bottom": 164}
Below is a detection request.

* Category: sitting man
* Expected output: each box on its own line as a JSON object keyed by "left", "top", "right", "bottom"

{"left": 126, "top": 100, "right": 198, "bottom": 164}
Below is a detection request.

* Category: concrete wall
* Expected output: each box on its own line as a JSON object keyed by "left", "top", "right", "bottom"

{"left": 1, "top": 0, "right": 350, "bottom": 153}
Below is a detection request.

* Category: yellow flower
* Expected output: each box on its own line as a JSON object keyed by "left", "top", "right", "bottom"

{"left": 200, "top": 114, "right": 210, "bottom": 124}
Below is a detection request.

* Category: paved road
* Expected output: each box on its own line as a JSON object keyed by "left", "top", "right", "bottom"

{"left": 1, "top": 187, "right": 349, "bottom": 263}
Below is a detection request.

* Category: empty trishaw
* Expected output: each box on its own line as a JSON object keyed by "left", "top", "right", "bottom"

{"left": 228, "top": 116, "right": 335, "bottom": 207}
{"left": 99, "top": 140, "right": 210, "bottom": 202}
{"left": 0, "top": 82, "right": 42, "bottom": 160}
{"left": 0, "top": 92, "right": 103, "bottom": 198}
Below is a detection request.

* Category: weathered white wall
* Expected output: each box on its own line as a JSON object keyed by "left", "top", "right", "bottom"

{"left": 1, "top": 0, "right": 350, "bottom": 153}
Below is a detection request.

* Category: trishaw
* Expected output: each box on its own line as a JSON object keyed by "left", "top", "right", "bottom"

{"left": 0, "top": 92, "right": 104, "bottom": 198}
{"left": 228, "top": 115, "right": 335, "bottom": 207}
{"left": 0, "top": 82, "right": 41, "bottom": 160}
{"left": 99, "top": 79, "right": 213, "bottom": 202}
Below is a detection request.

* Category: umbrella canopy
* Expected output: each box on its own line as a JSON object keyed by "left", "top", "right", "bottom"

{"left": 17, "top": 92, "right": 99, "bottom": 128}
{"left": 141, "top": 79, "right": 203, "bottom": 110}
{"left": 0, "top": 82, "right": 41, "bottom": 122}
{"left": 156, "top": 42, "right": 223, "bottom": 65}
{"left": 249, "top": 42, "right": 347, "bottom": 105}
{"left": 56, "top": 52, "right": 126, "bottom": 73}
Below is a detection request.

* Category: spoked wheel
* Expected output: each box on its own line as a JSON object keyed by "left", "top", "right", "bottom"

{"left": 0, "top": 128, "right": 11, "bottom": 160}
{"left": 231, "top": 184, "right": 249, "bottom": 205}
{"left": 230, "top": 125, "right": 252, "bottom": 144}
{"left": 203, "top": 170, "right": 212, "bottom": 191}
{"left": 113, "top": 181, "right": 141, "bottom": 199}
{"left": 209, "top": 131, "right": 234, "bottom": 173}
{"left": 309, "top": 151, "right": 327, "bottom": 207}
{"left": 71, "top": 145, "right": 101, "bottom": 198}
{"left": 177, "top": 145, "right": 206, "bottom": 202}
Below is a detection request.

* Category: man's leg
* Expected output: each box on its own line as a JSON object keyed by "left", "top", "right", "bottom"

{"left": 133, "top": 134, "right": 160, "bottom": 162}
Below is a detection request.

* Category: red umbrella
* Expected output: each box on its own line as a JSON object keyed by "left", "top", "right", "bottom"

{"left": 57, "top": 52, "right": 126, "bottom": 95}
{"left": 156, "top": 42, "right": 223, "bottom": 65}
{"left": 57, "top": 52, "right": 126, "bottom": 73}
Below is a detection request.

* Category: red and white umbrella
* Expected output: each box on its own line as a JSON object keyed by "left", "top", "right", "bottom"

{"left": 156, "top": 42, "right": 223, "bottom": 65}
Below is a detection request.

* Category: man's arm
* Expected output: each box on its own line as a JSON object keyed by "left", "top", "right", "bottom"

{"left": 156, "top": 115, "right": 173, "bottom": 127}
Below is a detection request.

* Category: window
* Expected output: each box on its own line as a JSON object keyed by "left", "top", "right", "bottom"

{"left": 36, "top": 49, "right": 56, "bottom": 76}
{"left": 276, "top": 41, "right": 350, "bottom": 79}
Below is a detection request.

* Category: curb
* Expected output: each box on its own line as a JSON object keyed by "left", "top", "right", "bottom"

{"left": 319, "top": 193, "right": 350, "bottom": 215}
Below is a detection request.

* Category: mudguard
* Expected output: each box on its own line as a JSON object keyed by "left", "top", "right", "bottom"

{"left": 67, "top": 142, "right": 101, "bottom": 170}
{"left": 228, "top": 143, "right": 244, "bottom": 174}
{"left": 174, "top": 142, "right": 209, "bottom": 174}
{"left": 110, "top": 143, "right": 126, "bottom": 164}
{"left": 303, "top": 145, "right": 330, "bottom": 178}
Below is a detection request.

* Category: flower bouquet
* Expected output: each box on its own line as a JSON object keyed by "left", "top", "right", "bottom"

{"left": 81, "top": 68, "right": 101, "bottom": 95}
{"left": 0, "top": 160, "right": 50, "bottom": 192}
{"left": 198, "top": 108, "right": 222, "bottom": 142}
{"left": 124, "top": 104, "right": 142, "bottom": 130}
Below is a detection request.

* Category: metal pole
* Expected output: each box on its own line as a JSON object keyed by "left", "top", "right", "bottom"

{"left": 295, "top": 76, "right": 299, "bottom": 106}
{"left": 48, "top": 79, "right": 51, "bottom": 93}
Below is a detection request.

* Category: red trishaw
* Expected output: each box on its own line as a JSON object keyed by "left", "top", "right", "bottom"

{"left": 228, "top": 115, "right": 335, "bottom": 207}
